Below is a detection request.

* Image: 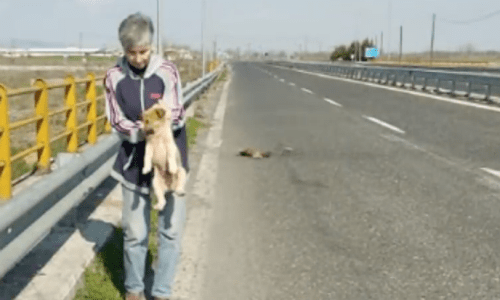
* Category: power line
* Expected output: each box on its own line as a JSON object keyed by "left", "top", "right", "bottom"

{"left": 441, "top": 9, "right": 500, "bottom": 24}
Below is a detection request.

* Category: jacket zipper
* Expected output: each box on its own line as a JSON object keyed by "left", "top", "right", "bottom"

{"left": 140, "top": 78, "right": 145, "bottom": 112}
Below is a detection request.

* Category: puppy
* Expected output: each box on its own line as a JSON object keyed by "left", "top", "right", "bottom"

{"left": 141, "top": 103, "right": 186, "bottom": 210}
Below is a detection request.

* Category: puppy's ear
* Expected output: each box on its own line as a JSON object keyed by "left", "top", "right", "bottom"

{"left": 155, "top": 108, "right": 166, "bottom": 119}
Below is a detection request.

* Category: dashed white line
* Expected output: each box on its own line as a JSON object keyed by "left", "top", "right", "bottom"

{"left": 301, "top": 88, "right": 314, "bottom": 94}
{"left": 288, "top": 82, "right": 296, "bottom": 86}
{"left": 324, "top": 97, "right": 342, "bottom": 107}
{"left": 481, "top": 168, "right": 500, "bottom": 178}
{"left": 363, "top": 115, "right": 405, "bottom": 134}
{"left": 279, "top": 79, "right": 285, "bottom": 82}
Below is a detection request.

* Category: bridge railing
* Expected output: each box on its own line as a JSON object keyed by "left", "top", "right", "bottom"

{"left": 269, "top": 60, "right": 500, "bottom": 101}
{"left": 0, "top": 73, "right": 109, "bottom": 200}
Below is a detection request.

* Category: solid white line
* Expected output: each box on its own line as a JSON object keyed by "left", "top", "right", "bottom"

{"left": 174, "top": 71, "right": 232, "bottom": 300}
{"left": 288, "top": 82, "right": 296, "bottom": 86}
{"left": 271, "top": 65, "right": 500, "bottom": 114}
{"left": 324, "top": 97, "right": 342, "bottom": 107}
{"left": 301, "top": 88, "right": 314, "bottom": 94}
{"left": 363, "top": 115, "right": 405, "bottom": 134}
{"left": 481, "top": 168, "right": 500, "bottom": 178}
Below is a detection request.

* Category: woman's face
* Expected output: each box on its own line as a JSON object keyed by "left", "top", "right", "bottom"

{"left": 125, "top": 45, "right": 151, "bottom": 69}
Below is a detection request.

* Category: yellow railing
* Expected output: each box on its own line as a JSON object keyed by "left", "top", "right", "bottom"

{"left": 0, "top": 72, "right": 111, "bottom": 200}
{"left": 207, "top": 60, "right": 220, "bottom": 72}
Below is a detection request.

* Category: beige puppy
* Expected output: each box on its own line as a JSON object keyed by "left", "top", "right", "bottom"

{"left": 141, "top": 103, "right": 186, "bottom": 210}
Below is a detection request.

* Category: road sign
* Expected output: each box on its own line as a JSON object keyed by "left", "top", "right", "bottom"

{"left": 365, "top": 47, "right": 379, "bottom": 58}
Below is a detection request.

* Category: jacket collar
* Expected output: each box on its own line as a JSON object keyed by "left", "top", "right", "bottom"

{"left": 116, "top": 54, "right": 163, "bottom": 80}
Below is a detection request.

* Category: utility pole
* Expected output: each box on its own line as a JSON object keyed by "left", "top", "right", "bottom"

{"left": 358, "top": 41, "right": 362, "bottom": 61}
{"left": 354, "top": 41, "right": 357, "bottom": 62}
{"left": 381, "top": 31, "right": 383, "bottom": 56}
{"left": 201, "top": 0, "right": 206, "bottom": 75}
{"left": 399, "top": 25, "right": 403, "bottom": 63}
{"left": 388, "top": 0, "right": 392, "bottom": 60}
{"left": 157, "top": 0, "right": 162, "bottom": 57}
{"left": 430, "top": 13, "right": 436, "bottom": 66}
{"left": 213, "top": 38, "right": 217, "bottom": 61}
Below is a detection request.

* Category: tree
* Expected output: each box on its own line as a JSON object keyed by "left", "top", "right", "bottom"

{"left": 330, "top": 38, "right": 376, "bottom": 62}
{"left": 330, "top": 45, "right": 350, "bottom": 61}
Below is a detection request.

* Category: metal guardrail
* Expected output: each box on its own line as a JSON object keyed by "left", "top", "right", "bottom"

{"left": 269, "top": 60, "right": 500, "bottom": 101}
{"left": 0, "top": 64, "right": 223, "bottom": 280}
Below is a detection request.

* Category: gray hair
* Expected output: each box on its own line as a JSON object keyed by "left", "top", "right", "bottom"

{"left": 118, "top": 12, "right": 154, "bottom": 51}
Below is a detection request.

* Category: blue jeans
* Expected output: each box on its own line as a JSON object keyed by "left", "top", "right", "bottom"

{"left": 121, "top": 185, "right": 186, "bottom": 298}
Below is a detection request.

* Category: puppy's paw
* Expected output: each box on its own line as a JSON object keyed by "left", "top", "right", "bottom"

{"left": 153, "top": 201, "right": 166, "bottom": 211}
{"left": 168, "top": 164, "right": 178, "bottom": 174}
{"left": 142, "top": 166, "right": 152, "bottom": 174}
{"left": 175, "top": 189, "right": 186, "bottom": 197}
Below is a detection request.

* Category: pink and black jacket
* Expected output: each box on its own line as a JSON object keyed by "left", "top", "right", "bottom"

{"left": 104, "top": 54, "right": 188, "bottom": 194}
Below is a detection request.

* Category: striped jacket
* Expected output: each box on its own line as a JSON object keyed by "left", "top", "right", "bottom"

{"left": 104, "top": 55, "right": 188, "bottom": 194}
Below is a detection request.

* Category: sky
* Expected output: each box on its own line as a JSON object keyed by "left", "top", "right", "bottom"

{"left": 0, "top": 0, "right": 500, "bottom": 54}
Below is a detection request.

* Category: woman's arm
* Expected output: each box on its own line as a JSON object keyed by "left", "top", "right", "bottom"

{"left": 159, "top": 61, "right": 185, "bottom": 130}
{"left": 104, "top": 70, "right": 145, "bottom": 143}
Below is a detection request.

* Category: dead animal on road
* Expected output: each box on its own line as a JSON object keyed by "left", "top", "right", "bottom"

{"left": 238, "top": 147, "right": 271, "bottom": 159}
{"left": 142, "top": 103, "right": 187, "bottom": 210}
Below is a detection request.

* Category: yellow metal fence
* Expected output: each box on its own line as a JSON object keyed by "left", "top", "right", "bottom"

{"left": 0, "top": 72, "right": 110, "bottom": 200}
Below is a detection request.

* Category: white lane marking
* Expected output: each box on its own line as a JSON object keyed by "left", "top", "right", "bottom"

{"left": 174, "top": 70, "right": 232, "bottom": 300}
{"left": 380, "top": 133, "right": 462, "bottom": 168}
{"left": 481, "top": 168, "right": 500, "bottom": 178}
{"left": 279, "top": 78, "right": 285, "bottom": 82}
{"left": 271, "top": 65, "right": 500, "bottom": 114}
{"left": 301, "top": 88, "right": 314, "bottom": 94}
{"left": 363, "top": 115, "right": 405, "bottom": 134}
{"left": 288, "top": 82, "right": 296, "bottom": 86}
{"left": 324, "top": 97, "right": 342, "bottom": 107}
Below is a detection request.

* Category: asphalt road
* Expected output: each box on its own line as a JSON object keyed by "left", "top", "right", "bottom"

{"left": 198, "top": 62, "right": 500, "bottom": 299}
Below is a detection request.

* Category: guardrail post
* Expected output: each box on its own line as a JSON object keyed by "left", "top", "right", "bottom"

{"left": 485, "top": 84, "right": 491, "bottom": 102}
{"left": 410, "top": 73, "right": 416, "bottom": 89}
{"left": 422, "top": 78, "right": 427, "bottom": 91}
{"left": 391, "top": 74, "right": 397, "bottom": 86}
{"left": 0, "top": 84, "right": 11, "bottom": 200}
{"left": 34, "top": 79, "right": 51, "bottom": 170}
{"left": 86, "top": 73, "right": 97, "bottom": 145}
{"left": 465, "top": 81, "right": 472, "bottom": 98}
{"left": 450, "top": 80, "right": 456, "bottom": 96}
{"left": 65, "top": 75, "right": 78, "bottom": 152}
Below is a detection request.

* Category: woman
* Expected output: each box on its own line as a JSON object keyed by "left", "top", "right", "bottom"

{"left": 104, "top": 12, "right": 188, "bottom": 300}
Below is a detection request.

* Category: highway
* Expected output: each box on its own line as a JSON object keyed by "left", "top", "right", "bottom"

{"left": 197, "top": 62, "right": 500, "bottom": 299}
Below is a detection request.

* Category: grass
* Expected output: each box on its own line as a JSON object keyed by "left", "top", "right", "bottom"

{"left": 186, "top": 117, "right": 206, "bottom": 148}
{"left": 217, "top": 68, "right": 227, "bottom": 82}
{"left": 74, "top": 210, "right": 159, "bottom": 300}
{"left": 11, "top": 147, "right": 36, "bottom": 180}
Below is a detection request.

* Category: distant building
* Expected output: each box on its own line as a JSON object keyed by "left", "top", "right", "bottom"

{"left": 164, "top": 47, "right": 194, "bottom": 61}
{"left": 0, "top": 47, "right": 117, "bottom": 57}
